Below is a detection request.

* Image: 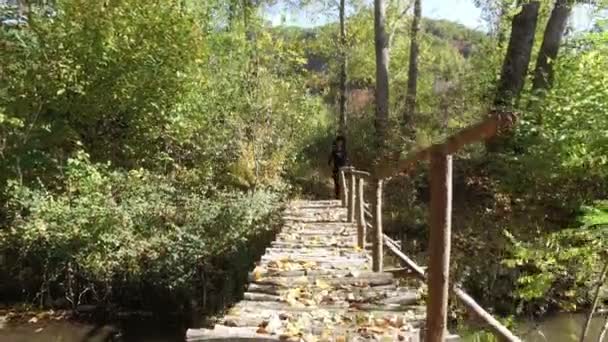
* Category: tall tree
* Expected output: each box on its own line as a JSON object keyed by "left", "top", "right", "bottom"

{"left": 338, "top": 0, "right": 348, "bottom": 134}
{"left": 374, "top": 0, "right": 389, "bottom": 147}
{"left": 487, "top": 1, "right": 540, "bottom": 152}
{"left": 532, "top": 0, "right": 572, "bottom": 91}
{"left": 494, "top": 1, "right": 541, "bottom": 108}
{"left": 403, "top": 0, "right": 421, "bottom": 135}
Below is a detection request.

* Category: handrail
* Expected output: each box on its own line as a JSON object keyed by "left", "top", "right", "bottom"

{"left": 337, "top": 112, "right": 520, "bottom": 342}
{"left": 384, "top": 235, "right": 521, "bottom": 341}
{"left": 375, "top": 112, "right": 516, "bottom": 179}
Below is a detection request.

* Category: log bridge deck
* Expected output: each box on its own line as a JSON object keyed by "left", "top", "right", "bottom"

{"left": 187, "top": 200, "right": 454, "bottom": 341}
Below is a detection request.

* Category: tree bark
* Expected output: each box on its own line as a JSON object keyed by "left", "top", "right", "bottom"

{"left": 426, "top": 149, "right": 453, "bottom": 342}
{"left": 403, "top": 0, "right": 421, "bottom": 135}
{"left": 487, "top": 1, "right": 539, "bottom": 152}
{"left": 532, "top": 0, "right": 572, "bottom": 91}
{"left": 338, "top": 0, "right": 348, "bottom": 135}
{"left": 494, "top": 1, "right": 541, "bottom": 108}
{"left": 374, "top": 0, "right": 390, "bottom": 148}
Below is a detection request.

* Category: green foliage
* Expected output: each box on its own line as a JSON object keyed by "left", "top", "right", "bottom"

{"left": 517, "top": 31, "right": 608, "bottom": 179}
{"left": 0, "top": 152, "right": 281, "bottom": 309}
{"left": 0, "top": 0, "right": 327, "bottom": 313}
{"left": 503, "top": 200, "right": 608, "bottom": 312}
{"left": 0, "top": 0, "right": 207, "bottom": 171}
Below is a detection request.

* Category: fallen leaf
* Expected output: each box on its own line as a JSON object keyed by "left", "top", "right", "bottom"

{"left": 315, "top": 279, "right": 330, "bottom": 289}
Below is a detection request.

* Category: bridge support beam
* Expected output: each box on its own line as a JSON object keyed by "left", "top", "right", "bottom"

{"left": 339, "top": 170, "right": 348, "bottom": 207}
{"left": 372, "top": 178, "right": 384, "bottom": 272}
{"left": 356, "top": 177, "right": 366, "bottom": 248}
{"left": 426, "top": 148, "right": 453, "bottom": 342}
{"left": 348, "top": 172, "right": 356, "bottom": 222}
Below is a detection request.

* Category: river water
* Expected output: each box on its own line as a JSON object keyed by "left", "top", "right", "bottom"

{"left": 518, "top": 313, "right": 608, "bottom": 342}
{"left": 0, "top": 319, "right": 185, "bottom": 342}
{"left": 1, "top": 313, "right": 607, "bottom": 341}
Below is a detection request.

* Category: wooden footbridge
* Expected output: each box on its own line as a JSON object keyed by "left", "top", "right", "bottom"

{"left": 187, "top": 113, "right": 521, "bottom": 342}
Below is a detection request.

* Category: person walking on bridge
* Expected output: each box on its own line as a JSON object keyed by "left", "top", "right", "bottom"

{"left": 328, "top": 135, "right": 349, "bottom": 199}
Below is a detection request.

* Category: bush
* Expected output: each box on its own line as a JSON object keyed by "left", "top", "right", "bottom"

{"left": 0, "top": 152, "right": 282, "bottom": 312}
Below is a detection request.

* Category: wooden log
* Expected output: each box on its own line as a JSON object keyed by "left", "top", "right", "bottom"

{"left": 426, "top": 149, "right": 453, "bottom": 342}
{"left": 581, "top": 257, "right": 608, "bottom": 342}
{"left": 233, "top": 300, "right": 421, "bottom": 313}
{"left": 223, "top": 310, "right": 425, "bottom": 329}
{"left": 243, "top": 292, "right": 283, "bottom": 302}
{"left": 261, "top": 255, "right": 366, "bottom": 262}
{"left": 384, "top": 236, "right": 520, "bottom": 341}
{"left": 376, "top": 112, "right": 517, "bottom": 178}
{"left": 270, "top": 241, "right": 356, "bottom": 249}
{"left": 339, "top": 169, "right": 348, "bottom": 207}
{"left": 248, "top": 270, "right": 305, "bottom": 281}
{"left": 196, "top": 323, "right": 420, "bottom": 342}
{"left": 357, "top": 177, "right": 366, "bottom": 248}
{"left": 453, "top": 287, "right": 521, "bottom": 342}
{"left": 253, "top": 273, "right": 394, "bottom": 288}
{"left": 247, "top": 283, "right": 282, "bottom": 296}
{"left": 384, "top": 235, "right": 426, "bottom": 279}
{"left": 341, "top": 168, "right": 372, "bottom": 179}
{"left": 348, "top": 172, "right": 356, "bottom": 223}
{"left": 186, "top": 326, "right": 281, "bottom": 341}
{"left": 372, "top": 178, "right": 384, "bottom": 272}
{"left": 247, "top": 282, "right": 402, "bottom": 297}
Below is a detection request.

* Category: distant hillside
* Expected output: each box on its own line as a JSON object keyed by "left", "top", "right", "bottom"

{"left": 272, "top": 15, "right": 488, "bottom": 74}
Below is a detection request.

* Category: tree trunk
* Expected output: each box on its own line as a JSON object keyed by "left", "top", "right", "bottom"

{"left": 374, "top": 0, "right": 390, "bottom": 148}
{"left": 494, "top": 1, "right": 540, "bottom": 108}
{"left": 532, "top": 0, "right": 572, "bottom": 91}
{"left": 403, "top": 0, "right": 421, "bottom": 136}
{"left": 487, "top": 1, "right": 540, "bottom": 152}
{"left": 338, "top": 0, "right": 348, "bottom": 135}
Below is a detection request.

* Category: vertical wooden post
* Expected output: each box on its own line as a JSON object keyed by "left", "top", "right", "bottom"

{"left": 426, "top": 147, "right": 453, "bottom": 342}
{"left": 339, "top": 169, "right": 348, "bottom": 207}
{"left": 348, "top": 173, "right": 356, "bottom": 222}
{"left": 356, "top": 177, "right": 366, "bottom": 248}
{"left": 372, "top": 178, "right": 384, "bottom": 272}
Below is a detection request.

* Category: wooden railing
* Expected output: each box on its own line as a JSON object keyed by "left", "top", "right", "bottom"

{"left": 338, "top": 112, "right": 520, "bottom": 342}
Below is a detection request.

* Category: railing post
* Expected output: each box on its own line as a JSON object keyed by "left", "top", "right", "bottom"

{"left": 372, "top": 178, "right": 384, "bottom": 272}
{"left": 356, "top": 177, "right": 366, "bottom": 249}
{"left": 348, "top": 172, "right": 356, "bottom": 223}
{"left": 426, "top": 147, "right": 453, "bottom": 342}
{"left": 339, "top": 169, "right": 348, "bottom": 207}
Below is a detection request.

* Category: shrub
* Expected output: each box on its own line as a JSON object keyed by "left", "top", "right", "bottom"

{"left": 0, "top": 152, "right": 282, "bottom": 311}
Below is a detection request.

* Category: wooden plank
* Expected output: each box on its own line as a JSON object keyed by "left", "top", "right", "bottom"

{"left": 222, "top": 310, "right": 426, "bottom": 328}
{"left": 426, "top": 149, "right": 453, "bottom": 342}
{"left": 233, "top": 300, "right": 422, "bottom": 313}
{"left": 247, "top": 282, "right": 405, "bottom": 297}
{"left": 186, "top": 326, "right": 281, "bottom": 341}
{"left": 253, "top": 272, "right": 395, "bottom": 287}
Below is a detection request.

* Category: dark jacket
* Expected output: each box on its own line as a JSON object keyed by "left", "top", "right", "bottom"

{"left": 328, "top": 146, "right": 349, "bottom": 173}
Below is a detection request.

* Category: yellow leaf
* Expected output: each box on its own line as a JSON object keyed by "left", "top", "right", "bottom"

{"left": 315, "top": 279, "right": 330, "bottom": 289}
